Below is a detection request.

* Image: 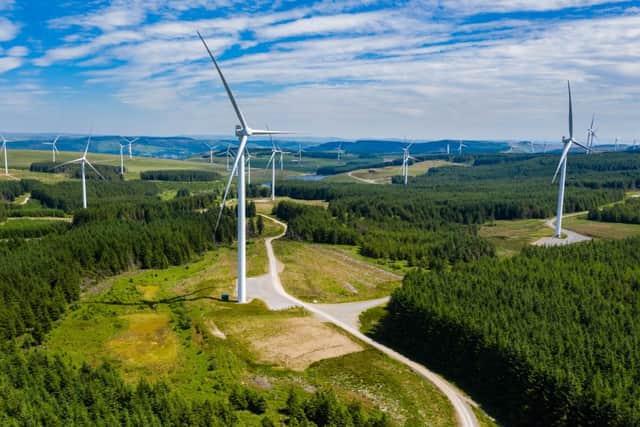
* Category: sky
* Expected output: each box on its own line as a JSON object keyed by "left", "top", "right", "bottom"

{"left": 0, "top": 0, "right": 638, "bottom": 141}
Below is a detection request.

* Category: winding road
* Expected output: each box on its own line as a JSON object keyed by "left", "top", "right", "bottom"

{"left": 248, "top": 215, "right": 480, "bottom": 427}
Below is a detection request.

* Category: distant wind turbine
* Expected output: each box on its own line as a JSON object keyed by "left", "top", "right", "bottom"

{"left": 56, "top": 138, "right": 104, "bottom": 209}
{"left": 458, "top": 140, "right": 468, "bottom": 155}
{"left": 552, "top": 81, "right": 589, "bottom": 238}
{"left": 245, "top": 148, "right": 253, "bottom": 185}
{"left": 122, "top": 137, "right": 138, "bottom": 160}
{"left": 294, "top": 144, "right": 303, "bottom": 162}
{"left": 204, "top": 143, "right": 215, "bottom": 164}
{"left": 401, "top": 143, "right": 418, "bottom": 185}
{"left": 336, "top": 143, "right": 344, "bottom": 160}
{"left": 198, "top": 31, "right": 291, "bottom": 304}
{"left": 117, "top": 139, "right": 128, "bottom": 176}
{"left": 43, "top": 136, "right": 61, "bottom": 162}
{"left": 0, "top": 136, "right": 10, "bottom": 176}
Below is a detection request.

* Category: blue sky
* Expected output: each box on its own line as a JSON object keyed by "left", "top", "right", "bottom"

{"left": 0, "top": 0, "right": 639, "bottom": 141}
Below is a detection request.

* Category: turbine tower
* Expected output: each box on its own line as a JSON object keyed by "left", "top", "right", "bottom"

{"left": 1, "top": 136, "right": 9, "bottom": 176}
{"left": 401, "top": 143, "right": 417, "bottom": 185}
{"left": 204, "top": 143, "right": 215, "bottom": 164}
{"left": 57, "top": 138, "right": 104, "bottom": 209}
{"left": 43, "top": 136, "right": 61, "bottom": 162}
{"left": 123, "top": 137, "right": 138, "bottom": 160}
{"left": 336, "top": 143, "right": 344, "bottom": 160}
{"left": 552, "top": 81, "right": 589, "bottom": 238}
{"left": 266, "top": 139, "right": 283, "bottom": 201}
{"left": 458, "top": 140, "right": 468, "bottom": 155}
{"left": 245, "top": 148, "right": 253, "bottom": 185}
{"left": 198, "top": 31, "right": 290, "bottom": 304}
{"left": 224, "top": 144, "right": 234, "bottom": 170}
{"left": 295, "top": 144, "right": 303, "bottom": 162}
{"left": 118, "top": 139, "right": 128, "bottom": 176}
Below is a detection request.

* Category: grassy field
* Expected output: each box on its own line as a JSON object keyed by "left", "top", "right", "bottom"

{"left": 563, "top": 214, "right": 640, "bottom": 239}
{"left": 338, "top": 160, "right": 459, "bottom": 184}
{"left": 480, "top": 219, "right": 553, "bottom": 257}
{"left": 272, "top": 240, "right": 402, "bottom": 303}
{"left": 254, "top": 197, "right": 328, "bottom": 215}
{"left": 45, "top": 240, "right": 457, "bottom": 426}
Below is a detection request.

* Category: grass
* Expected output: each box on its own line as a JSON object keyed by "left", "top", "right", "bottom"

{"left": 44, "top": 234, "right": 457, "bottom": 425}
{"left": 254, "top": 197, "right": 328, "bottom": 215}
{"left": 480, "top": 219, "right": 553, "bottom": 257}
{"left": 272, "top": 240, "right": 402, "bottom": 303}
{"left": 340, "top": 160, "right": 459, "bottom": 184}
{"left": 563, "top": 214, "right": 640, "bottom": 239}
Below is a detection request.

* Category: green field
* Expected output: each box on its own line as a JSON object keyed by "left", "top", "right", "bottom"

{"left": 563, "top": 214, "right": 640, "bottom": 239}
{"left": 344, "top": 160, "right": 459, "bottom": 184}
{"left": 480, "top": 219, "right": 553, "bottom": 257}
{"left": 273, "top": 240, "right": 402, "bottom": 303}
{"left": 45, "top": 241, "right": 456, "bottom": 426}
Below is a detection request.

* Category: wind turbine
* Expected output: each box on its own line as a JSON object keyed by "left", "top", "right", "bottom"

{"left": 224, "top": 144, "right": 235, "bottom": 170}
{"left": 529, "top": 141, "right": 535, "bottom": 153}
{"left": 117, "top": 139, "right": 128, "bottom": 176}
{"left": 245, "top": 147, "right": 253, "bottom": 185}
{"left": 586, "top": 113, "right": 597, "bottom": 155}
{"left": 56, "top": 138, "right": 104, "bottom": 209}
{"left": 401, "top": 143, "right": 418, "bottom": 185}
{"left": 122, "top": 137, "right": 138, "bottom": 160}
{"left": 198, "top": 31, "right": 291, "bottom": 304}
{"left": 1, "top": 136, "right": 9, "bottom": 176}
{"left": 336, "top": 143, "right": 344, "bottom": 160}
{"left": 265, "top": 135, "right": 285, "bottom": 201}
{"left": 43, "top": 136, "right": 61, "bottom": 162}
{"left": 447, "top": 143, "right": 450, "bottom": 155}
{"left": 458, "top": 140, "right": 468, "bottom": 155}
{"left": 552, "top": 81, "right": 589, "bottom": 238}
{"left": 204, "top": 143, "right": 215, "bottom": 164}
{"left": 294, "top": 144, "right": 303, "bottom": 162}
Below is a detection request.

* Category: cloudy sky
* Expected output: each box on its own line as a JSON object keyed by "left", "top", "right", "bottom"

{"left": 0, "top": 0, "right": 638, "bottom": 141}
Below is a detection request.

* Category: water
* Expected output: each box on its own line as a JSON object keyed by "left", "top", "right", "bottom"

{"left": 288, "top": 174, "right": 328, "bottom": 181}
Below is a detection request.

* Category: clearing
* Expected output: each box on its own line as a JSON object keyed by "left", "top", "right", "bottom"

{"left": 272, "top": 240, "right": 402, "bottom": 303}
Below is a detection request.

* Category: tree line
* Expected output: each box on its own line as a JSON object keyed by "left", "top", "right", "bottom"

{"left": 588, "top": 197, "right": 640, "bottom": 224}
{"left": 374, "top": 237, "right": 640, "bottom": 426}
{"left": 140, "top": 169, "right": 221, "bottom": 182}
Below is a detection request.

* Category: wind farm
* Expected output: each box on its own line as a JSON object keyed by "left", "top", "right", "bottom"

{"left": 1, "top": 2, "right": 640, "bottom": 427}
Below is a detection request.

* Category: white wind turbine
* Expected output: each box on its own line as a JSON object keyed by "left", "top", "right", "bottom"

{"left": 245, "top": 147, "right": 253, "bottom": 185}
{"left": 294, "top": 144, "right": 303, "bottom": 162}
{"left": 43, "top": 136, "right": 61, "bottom": 162}
{"left": 401, "top": 143, "right": 418, "bottom": 185}
{"left": 552, "top": 81, "right": 589, "bottom": 238}
{"left": 198, "top": 31, "right": 291, "bottom": 304}
{"left": 457, "top": 140, "right": 468, "bottom": 154}
{"left": 204, "top": 143, "right": 215, "bottom": 164}
{"left": 265, "top": 137, "right": 284, "bottom": 201}
{"left": 614, "top": 137, "right": 619, "bottom": 152}
{"left": 224, "top": 144, "right": 235, "bottom": 170}
{"left": 117, "top": 139, "right": 128, "bottom": 176}
{"left": 447, "top": 143, "right": 450, "bottom": 155}
{"left": 586, "top": 113, "right": 597, "bottom": 155}
{"left": 336, "top": 143, "right": 344, "bottom": 160}
{"left": 57, "top": 138, "right": 104, "bottom": 209}
{"left": 123, "top": 137, "right": 138, "bottom": 160}
{"left": 1, "top": 136, "right": 10, "bottom": 176}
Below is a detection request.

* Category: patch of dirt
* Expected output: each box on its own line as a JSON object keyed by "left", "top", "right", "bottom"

{"left": 249, "top": 317, "right": 363, "bottom": 371}
{"left": 206, "top": 320, "right": 227, "bottom": 339}
{"left": 342, "top": 282, "right": 359, "bottom": 294}
{"left": 106, "top": 313, "right": 178, "bottom": 370}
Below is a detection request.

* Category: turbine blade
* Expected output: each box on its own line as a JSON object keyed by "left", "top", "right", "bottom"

{"left": 265, "top": 152, "right": 275, "bottom": 168}
{"left": 85, "top": 160, "right": 105, "bottom": 179}
{"left": 552, "top": 142, "right": 572, "bottom": 183}
{"left": 197, "top": 31, "right": 248, "bottom": 131}
{"left": 571, "top": 139, "right": 590, "bottom": 151}
{"left": 215, "top": 134, "right": 249, "bottom": 231}
{"left": 250, "top": 129, "right": 293, "bottom": 135}
{"left": 54, "top": 158, "right": 82, "bottom": 169}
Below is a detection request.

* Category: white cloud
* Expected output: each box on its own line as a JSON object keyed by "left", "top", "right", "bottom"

{"left": 418, "top": 0, "right": 624, "bottom": 15}
{"left": 0, "top": 17, "right": 19, "bottom": 41}
{"left": 7, "top": 46, "right": 28, "bottom": 57}
{"left": 0, "top": 56, "right": 21, "bottom": 73}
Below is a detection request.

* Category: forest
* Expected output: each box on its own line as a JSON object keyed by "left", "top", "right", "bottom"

{"left": 140, "top": 169, "right": 221, "bottom": 181}
{"left": 589, "top": 197, "right": 640, "bottom": 224}
{"left": 374, "top": 237, "right": 640, "bottom": 426}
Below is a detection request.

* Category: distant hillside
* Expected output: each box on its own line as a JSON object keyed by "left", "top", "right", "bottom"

{"left": 307, "top": 139, "right": 512, "bottom": 155}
